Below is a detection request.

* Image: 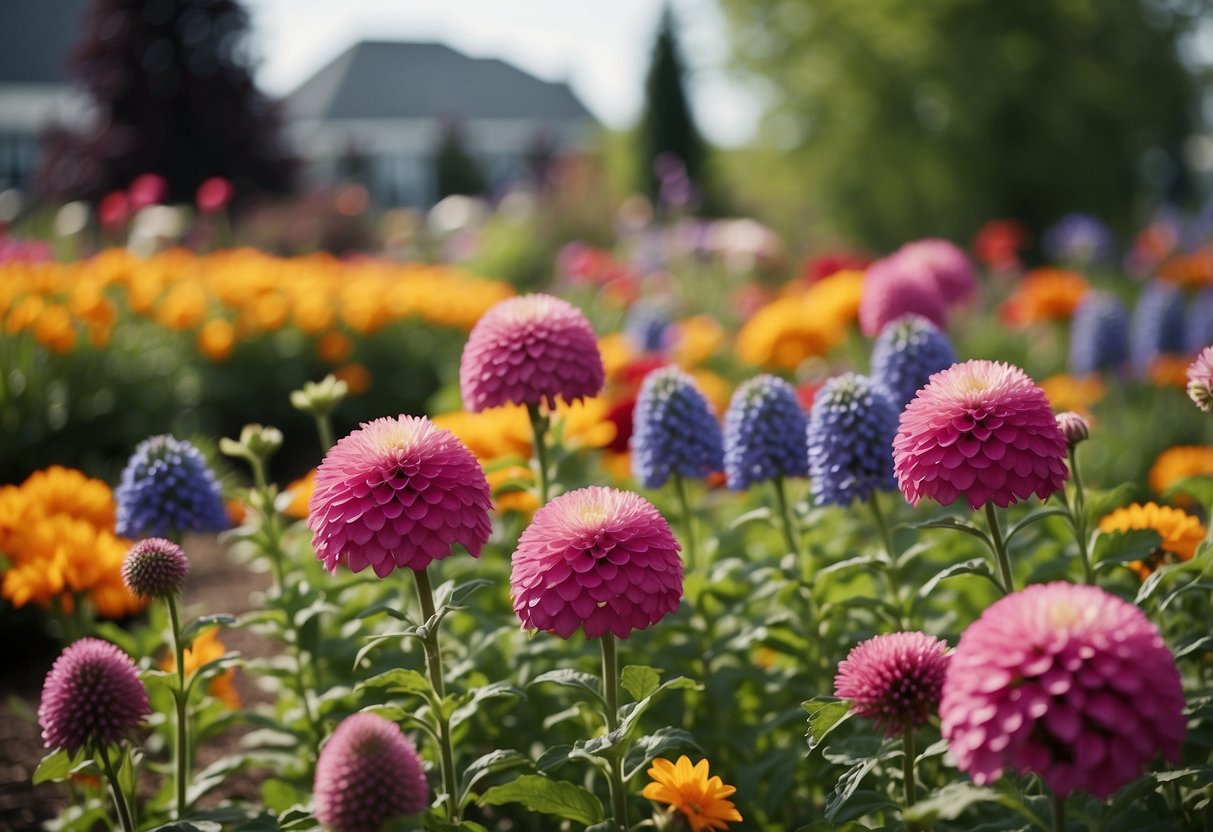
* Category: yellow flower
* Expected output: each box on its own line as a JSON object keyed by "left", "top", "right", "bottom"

{"left": 642, "top": 756, "right": 743, "bottom": 832}
{"left": 735, "top": 272, "right": 859, "bottom": 371}
{"left": 6, "top": 294, "right": 46, "bottom": 334}
{"left": 1039, "top": 374, "right": 1105, "bottom": 418}
{"left": 164, "top": 627, "right": 240, "bottom": 709}
{"left": 598, "top": 333, "right": 636, "bottom": 382}
{"left": 198, "top": 319, "right": 235, "bottom": 362}
{"left": 34, "top": 303, "right": 77, "bottom": 353}
{"left": 156, "top": 282, "right": 208, "bottom": 330}
{"left": 1099, "top": 502, "right": 1206, "bottom": 579}
{"left": 673, "top": 315, "right": 726, "bottom": 368}
{"left": 1149, "top": 446, "right": 1213, "bottom": 499}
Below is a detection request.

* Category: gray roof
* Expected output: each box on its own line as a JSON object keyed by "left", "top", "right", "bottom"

{"left": 0, "top": 0, "right": 90, "bottom": 84}
{"left": 288, "top": 41, "right": 594, "bottom": 123}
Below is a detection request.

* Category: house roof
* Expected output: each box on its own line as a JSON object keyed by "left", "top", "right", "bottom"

{"left": 288, "top": 41, "right": 595, "bottom": 124}
{"left": 0, "top": 0, "right": 90, "bottom": 84}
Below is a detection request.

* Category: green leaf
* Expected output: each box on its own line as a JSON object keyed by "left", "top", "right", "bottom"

{"left": 824, "top": 758, "right": 879, "bottom": 822}
{"left": 528, "top": 669, "right": 606, "bottom": 707}
{"left": 620, "top": 665, "right": 661, "bottom": 701}
{"left": 728, "top": 507, "right": 772, "bottom": 530}
{"left": 478, "top": 775, "right": 605, "bottom": 825}
{"left": 624, "top": 727, "right": 701, "bottom": 781}
{"left": 458, "top": 749, "right": 533, "bottom": 803}
{"left": 1092, "top": 529, "right": 1161, "bottom": 571}
{"left": 913, "top": 516, "right": 993, "bottom": 550}
{"left": 916, "top": 557, "right": 995, "bottom": 599}
{"left": 1004, "top": 506, "right": 1069, "bottom": 545}
{"left": 616, "top": 677, "right": 701, "bottom": 743}
{"left": 817, "top": 554, "right": 883, "bottom": 578}
{"left": 260, "top": 778, "right": 310, "bottom": 815}
{"left": 802, "top": 697, "right": 853, "bottom": 752}
{"left": 902, "top": 782, "right": 1016, "bottom": 823}
{"left": 1163, "top": 474, "right": 1213, "bottom": 508}
{"left": 356, "top": 668, "right": 432, "bottom": 697}
{"left": 33, "top": 748, "right": 82, "bottom": 784}
{"left": 450, "top": 682, "right": 525, "bottom": 731}
{"left": 182, "top": 613, "right": 238, "bottom": 643}
{"left": 1082, "top": 482, "right": 1137, "bottom": 525}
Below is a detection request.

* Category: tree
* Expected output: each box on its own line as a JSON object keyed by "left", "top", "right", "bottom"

{"left": 717, "top": 0, "right": 1198, "bottom": 249}
{"left": 433, "top": 119, "right": 487, "bottom": 199}
{"left": 638, "top": 4, "right": 711, "bottom": 210}
{"left": 36, "top": 0, "right": 296, "bottom": 204}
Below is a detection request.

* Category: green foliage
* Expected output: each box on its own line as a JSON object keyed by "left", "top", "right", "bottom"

{"left": 717, "top": 0, "right": 1198, "bottom": 247}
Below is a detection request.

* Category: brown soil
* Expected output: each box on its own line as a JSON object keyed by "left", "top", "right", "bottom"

{"left": 0, "top": 534, "right": 273, "bottom": 831}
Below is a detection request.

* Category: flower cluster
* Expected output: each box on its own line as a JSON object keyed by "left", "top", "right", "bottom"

{"left": 115, "top": 435, "right": 229, "bottom": 539}
{"left": 39, "top": 638, "right": 149, "bottom": 753}
{"left": 869, "top": 313, "right": 956, "bottom": 409}
{"left": 460, "top": 293, "right": 604, "bottom": 411}
{"left": 510, "top": 487, "right": 683, "bottom": 639}
{"left": 723, "top": 375, "right": 810, "bottom": 490}
{"left": 1068, "top": 292, "right": 1130, "bottom": 376}
{"left": 806, "top": 373, "right": 899, "bottom": 506}
{"left": 893, "top": 360, "right": 1069, "bottom": 509}
{"left": 308, "top": 416, "right": 492, "bottom": 577}
{"left": 942, "top": 582, "right": 1185, "bottom": 798}
{"left": 736, "top": 270, "right": 862, "bottom": 369}
{"left": 834, "top": 631, "right": 950, "bottom": 736}
{"left": 0, "top": 466, "right": 144, "bottom": 618}
{"left": 631, "top": 366, "right": 724, "bottom": 488}
{"left": 1131, "top": 280, "right": 1188, "bottom": 372}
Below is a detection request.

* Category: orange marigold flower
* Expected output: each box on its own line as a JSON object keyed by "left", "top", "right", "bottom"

{"left": 283, "top": 469, "right": 317, "bottom": 520}
{"left": 1159, "top": 249, "right": 1213, "bottom": 288}
{"left": 198, "top": 319, "right": 235, "bottom": 362}
{"left": 164, "top": 627, "right": 240, "bottom": 709}
{"left": 34, "top": 304, "right": 77, "bottom": 353}
{"left": 333, "top": 362, "right": 372, "bottom": 394}
{"left": 1038, "top": 374, "right": 1105, "bottom": 418}
{"left": 642, "top": 756, "right": 743, "bottom": 832}
{"left": 1149, "top": 446, "right": 1213, "bottom": 500}
{"left": 1099, "top": 502, "right": 1206, "bottom": 579}
{"left": 1148, "top": 356, "right": 1192, "bottom": 389}
{"left": 1002, "top": 267, "right": 1090, "bottom": 327}
{"left": 315, "top": 331, "right": 355, "bottom": 364}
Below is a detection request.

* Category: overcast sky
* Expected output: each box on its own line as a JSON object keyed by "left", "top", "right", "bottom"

{"left": 244, "top": 0, "right": 765, "bottom": 147}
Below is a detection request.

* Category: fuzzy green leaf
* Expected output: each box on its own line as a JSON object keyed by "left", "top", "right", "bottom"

{"left": 478, "top": 775, "right": 605, "bottom": 825}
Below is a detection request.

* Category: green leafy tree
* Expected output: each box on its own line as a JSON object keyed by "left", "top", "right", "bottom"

{"left": 639, "top": 4, "right": 711, "bottom": 210}
{"left": 434, "top": 119, "right": 487, "bottom": 199}
{"left": 718, "top": 0, "right": 1198, "bottom": 248}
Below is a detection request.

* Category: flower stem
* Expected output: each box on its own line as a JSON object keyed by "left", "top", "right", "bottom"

{"left": 166, "top": 596, "right": 189, "bottom": 819}
{"left": 526, "top": 402, "right": 551, "bottom": 506}
{"left": 1051, "top": 791, "right": 1066, "bottom": 832}
{"left": 984, "top": 502, "right": 1015, "bottom": 594}
{"left": 673, "top": 475, "right": 700, "bottom": 572}
{"left": 1067, "top": 447, "right": 1095, "bottom": 584}
{"left": 98, "top": 743, "right": 135, "bottom": 832}
{"left": 313, "top": 413, "right": 335, "bottom": 454}
{"left": 868, "top": 493, "right": 907, "bottom": 628}
{"left": 600, "top": 632, "right": 629, "bottom": 829}
{"left": 902, "top": 726, "right": 917, "bottom": 812}
{"left": 414, "top": 567, "right": 459, "bottom": 822}
{"left": 772, "top": 476, "right": 802, "bottom": 566}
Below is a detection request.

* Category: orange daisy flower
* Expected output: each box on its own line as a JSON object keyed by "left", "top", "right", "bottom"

{"left": 1099, "top": 502, "right": 1206, "bottom": 579}
{"left": 642, "top": 756, "right": 743, "bottom": 832}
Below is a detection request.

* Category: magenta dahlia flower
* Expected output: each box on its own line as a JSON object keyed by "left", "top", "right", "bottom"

{"left": 834, "top": 632, "right": 950, "bottom": 737}
{"left": 859, "top": 257, "right": 948, "bottom": 337}
{"left": 893, "top": 360, "right": 1069, "bottom": 509}
{"left": 460, "top": 293, "right": 605, "bottom": 411}
{"left": 511, "top": 486, "right": 683, "bottom": 639}
{"left": 308, "top": 415, "right": 492, "bottom": 577}
{"left": 39, "top": 638, "right": 150, "bottom": 753}
{"left": 941, "top": 582, "right": 1186, "bottom": 799}
{"left": 894, "top": 238, "right": 977, "bottom": 306}
{"left": 314, "top": 713, "right": 428, "bottom": 832}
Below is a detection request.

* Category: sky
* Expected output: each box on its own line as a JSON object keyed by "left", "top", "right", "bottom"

{"left": 244, "top": 0, "right": 765, "bottom": 147}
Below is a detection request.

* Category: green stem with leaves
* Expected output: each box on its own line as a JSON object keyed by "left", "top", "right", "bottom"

{"left": 166, "top": 596, "right": 189, "bottom": 818}
{"left": 414, "top": 567, "right": 460, "bottom": 822}
{"left": 1066, "top": 446, "right": 1095, "bottom": 584}
{"left": 600, "top": 633, "right": 629, "bottom": 829}
{"left": 527, "top": 403, "right": 552, "bottom": 505}
{"left": 98, "top": 743, "right": 135, "bottom": 832}
{"left": 673, "top": 474, "right": 700, "bottom": 572}
{"left": 869, "top": 493, "right": 907, "bottom": 628}
{"left": 984, "top": 502, "right": 1015, "bottom": 594}
{"left": 772, "top": 476, "right": 802, "bottom": 566}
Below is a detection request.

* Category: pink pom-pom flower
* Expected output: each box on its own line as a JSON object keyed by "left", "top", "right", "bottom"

{"left": 314, "top": 713, "right": 428, "bottom": 832}
{"left": 834, "top": 631, "right": 950, "bottom": 737}
{"left": 308, "top": 415, "right": 492, "bottom": 577}
{"left": 893, "top": 238, "right": 978, "bottom": 306}
{"left": 893, "top": 360, "right": 1069, "bottom": 509}
{"left": 941, "top": 582, "right": 1186, "bottom": 799}
{"left": 39, "top": 638, "right": 150, "bottom": 753}
{"left": 511, "top": 486, "right": 683, "bottom": 640}
{"left": 459, "top": 294, "right": 604, "bottom": 411}
{"left": 859, "top": 257, "right": 948, "bottom": 337}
